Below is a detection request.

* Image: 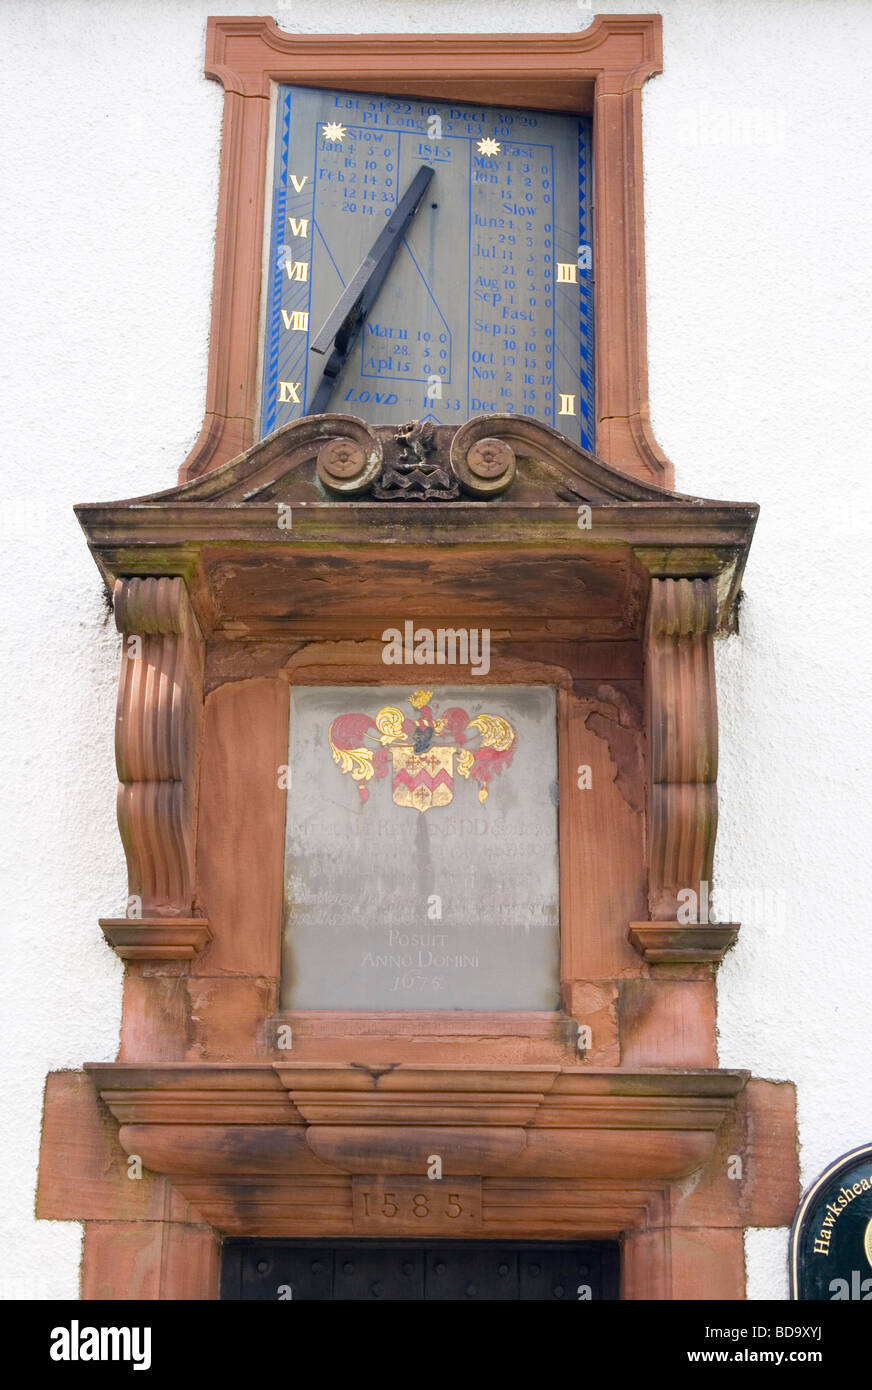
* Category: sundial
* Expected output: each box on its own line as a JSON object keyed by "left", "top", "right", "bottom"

{"left": 259, "top": 86, "right": 594, "bottom": 448}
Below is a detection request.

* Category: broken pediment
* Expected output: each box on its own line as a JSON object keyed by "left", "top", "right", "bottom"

{"left": 75, "top": 414, "right": 757, "bottom": 637}
{"left": 100, "top": 414, "right": 698, "bottom": 507}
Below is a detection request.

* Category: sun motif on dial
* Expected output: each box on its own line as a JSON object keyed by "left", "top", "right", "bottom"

{"left": 477, "top": 137, "right": 501, "bottom": 157}
{"left": 322, "top": 121, "right": 347, "bottom": 142}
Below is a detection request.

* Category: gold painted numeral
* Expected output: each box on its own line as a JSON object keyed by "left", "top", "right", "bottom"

{"left": 556, "top": 262, "right": 578, "bottom": 283}
{"left": 558, "top": 394, "right": 576, "bottom": 416}
{"left": 281, "top": 310, "right": 309, "bottom": 331}
{"left": 285, "top": 260, "right": 309, "bottom": 282}
{"left": 289, "top": 175, "right": 308, "bottom": 193}
{"left": 278, "top": 381, "right": 302, "bottom": 404}
{"left": 287, "top": 217, "right": 310, "bottom": 237}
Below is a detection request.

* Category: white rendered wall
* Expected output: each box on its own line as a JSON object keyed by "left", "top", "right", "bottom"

{"left": 1, "top": 0, "right": 869, "bottom": 1300}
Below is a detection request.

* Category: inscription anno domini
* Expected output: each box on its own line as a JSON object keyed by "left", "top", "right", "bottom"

{"left": 281, "top": 685, "right": 559, "bottom": 1009}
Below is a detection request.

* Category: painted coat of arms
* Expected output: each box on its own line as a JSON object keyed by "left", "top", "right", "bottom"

{"left": 328, "top": 690, "right": 516, "bottom": 812}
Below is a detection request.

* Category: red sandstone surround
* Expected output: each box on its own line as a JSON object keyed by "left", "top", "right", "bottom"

{"left": 182, "top": 15, "right": 671, "bottom": 487}
{"left": 36, "top": 16, "right": 797, "bottom": 1301}
{"left": 37, "top": 406, "right": 798, "bottom": 1299}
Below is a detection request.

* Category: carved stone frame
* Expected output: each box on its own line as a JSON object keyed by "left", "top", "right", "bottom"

{"left": 184, "top": 14, "right": 671, "bottom": 487}
{"left": 34, "top": 16, "right": 799, "bottom": 1303}
{"left": 37, "top": 415, "right": 800, "bottom": 1299}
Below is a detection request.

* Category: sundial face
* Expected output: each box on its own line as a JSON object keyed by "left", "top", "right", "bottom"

{"left": 259, "top": 85, "right": 594, "bottom": 449}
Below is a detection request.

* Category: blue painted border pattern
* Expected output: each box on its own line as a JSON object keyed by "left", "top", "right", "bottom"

{"left": 577, "top": 116, "right": 594, "bottom": 454}
{"left": 261, "top": 89, "right": 292, "bottom": 439}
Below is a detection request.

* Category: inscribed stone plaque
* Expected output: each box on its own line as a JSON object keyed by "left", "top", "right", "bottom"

{"left": 281, "top": 685, "right": 559, "bottom": 1009}
{"left": 352, "top": 1177, "right": 483, "bottom": 1234}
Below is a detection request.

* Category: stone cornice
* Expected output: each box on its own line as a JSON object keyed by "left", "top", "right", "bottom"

{"left": 85, "top": 1062, "right": 748, "bottom": 1197}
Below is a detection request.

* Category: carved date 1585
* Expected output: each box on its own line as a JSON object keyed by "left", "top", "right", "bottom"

{"left": 352, "top": 1176, "right": 482, "bottom": 1232}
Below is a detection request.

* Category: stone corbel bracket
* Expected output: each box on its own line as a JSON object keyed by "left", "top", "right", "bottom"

{"left": 635, "top": 574, "right": 740, "bottom": 963}
{"left": 99, "top": 576, "right": 211, "bottom": 962}
{"left": 646, "top": 577, "right": 718, "bottom": 920}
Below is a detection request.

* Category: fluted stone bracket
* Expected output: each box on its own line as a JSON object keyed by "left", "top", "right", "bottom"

{"left": 108, "top": 577, "right": 208, "bottom": 958}
{"left": 644, "top": 577, "right": 720, "bottom": 923}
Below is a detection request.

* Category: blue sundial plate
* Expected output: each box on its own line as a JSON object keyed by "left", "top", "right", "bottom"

{"left": 260, "top": 87, "right": 594, "bottom": 449}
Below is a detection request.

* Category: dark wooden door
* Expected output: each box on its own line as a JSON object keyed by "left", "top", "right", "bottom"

{"left": 221, "top": 1241, "right": 619, "bottom": 1300}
